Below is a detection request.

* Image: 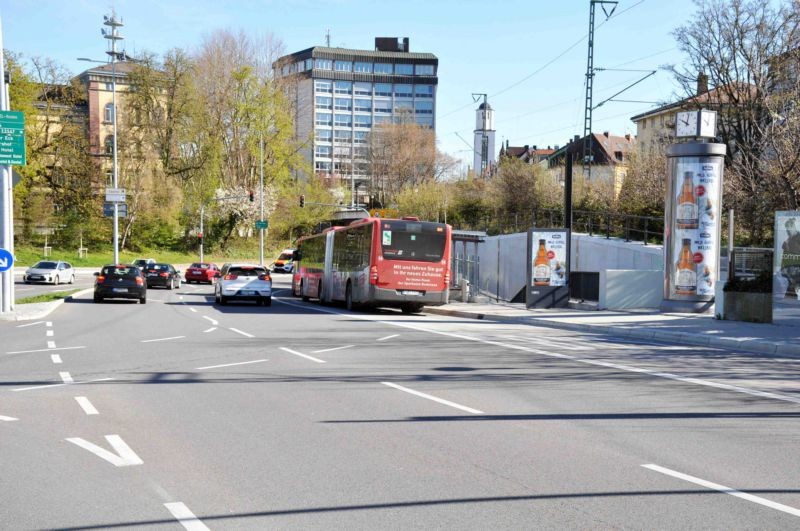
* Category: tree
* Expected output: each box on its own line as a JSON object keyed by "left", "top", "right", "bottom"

{"left": 617, "top": 148, "right": 667, "bottom": 217}
{"left": 671, "top": 0, "right": 800, "bottom": 243}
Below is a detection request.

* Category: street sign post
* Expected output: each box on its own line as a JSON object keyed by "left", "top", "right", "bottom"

{"left": 0, "top": 247, "right": 13, "bottom": 272}
{"left": 255, "top": 220, "right": 268, "bottom": 230}
{"left": 105, "top": 187, "right": 126, "bottom": 203}
{"left": 0, "top": 110, "right": 26, "bottom": 166}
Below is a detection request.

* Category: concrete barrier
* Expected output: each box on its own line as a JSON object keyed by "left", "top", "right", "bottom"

{"left": 599, "top": 270, "right": 662, "bottom": 310}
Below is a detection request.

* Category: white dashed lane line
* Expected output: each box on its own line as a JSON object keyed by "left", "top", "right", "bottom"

{"left": 376, "top": 334, "right": 399, "bottom": 342}
{"left": 15, "top": 321, "right": 44, "bottom": 328}
{"left": 75, "top": 396, "right": 99, "bottom": 415}
{"left": 313, "top": 345, "right": 354, "bottom": 354}
{"left": 13, "top": 377, "right": 114, "bottom": 392}
{"left": 279, "top": 347, "right": 326, "bottom": 364}
{"left": 46, "top": 330, "right": 54, "bottom": 337}
{"left": 51, "top": 354, "right": 62, "bottom": 364}
{"left": 382, "top": 382, "right": 485, "bottom": 415}
{"left": 164, "top": 502, "right": 210, "bottom": 531}
{"left": 47, "top": 341, "right": 56, "bottom": 349}
{"left": 195, "top": 359, "right": 268, "bottom": 370}
{"left": 202, "top": 316, "right": 218, "bottom": 326}
{"left": 228, "top": 328, "right": 254, "bottom": 338}
{"left": 141, "top": 336, "right": 186, "bottom": 343}
{"left": 0, "top": 415, "right": 18, "bottom": 422}
{"left": 5, "top": 346, "right": 86, "bottom": 355}
{"left": 203, "top": 327, "right": 217, "bottom": 333}
{"left": 59, "top": 372, "right": 73, "bottom": 384}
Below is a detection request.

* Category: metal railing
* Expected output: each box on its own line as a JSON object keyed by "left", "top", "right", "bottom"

{"left": 451, "top": 255, "right": 480, "bottom": 289}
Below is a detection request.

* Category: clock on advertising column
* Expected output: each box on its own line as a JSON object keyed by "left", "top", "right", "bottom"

{"left": 675, "top": 109, "right": 717, "bottom": 139}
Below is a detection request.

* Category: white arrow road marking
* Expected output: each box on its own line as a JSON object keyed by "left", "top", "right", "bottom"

{"left": 382, "top": 382, "right": 485, "bottom": 414}
{"left": 65, "top": 435, "right": 143, "bottom": 467}
{"left": 75, "top": 396, "right": 99, "bottom": 415}
{"left": 229, "top": 328, "right": 254, "bottom": 338}
{"left": 279, "top": 347, "right": 326, "bottom": 364}
{"left": 0, "top": 415, "right": 18, "bottom": 422}
{"left": 59, "top": 372, "right": 73, "bottom": 383}
{"left": 141, "top": 336, "right": 186, "bottom": 343}
{"left": 196, "top": 359, "right": 268, "bottom": 370}
{"left": 313, "top": 345, "right": 354, "bottom": 353}
{"left": 6, "top": 346, "right": 86, "bottom": 355}
{"left": 164, "top": 502, "right": 210, "bottom": 531}
{"left": 51, "top": 354, "right": 62, "bottom": 364}
{"left": 376, "top": 334, "right": 399, "bottom": 341}
{"left": 202, "top": 316, "right": 218, "bottom": 326}
{"left": 16, "top": 321, "right": 44, "bottom": 328}
{"left": 643, "top": 464, "right": 800, "bottom": 517}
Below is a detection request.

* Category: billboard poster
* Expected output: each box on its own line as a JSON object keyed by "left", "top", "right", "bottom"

{"left": 667, "top": 158, "right": 722, "bottom": 300}
{"left": 530, "top": 230, "right": 568, "bottom": 287}
{"left": 773, "top": 211, "right": 800, "bottom": 325}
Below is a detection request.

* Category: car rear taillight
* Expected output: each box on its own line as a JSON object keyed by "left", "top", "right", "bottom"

{"left": 96, "top": 275, "right": 105, "bottom": 283}
{"left": 224, "top": 274, "right": 238, "bottom": 280}
{"left": 135, "top": 277, "right": 144, "bottom": 286}
{"left": 369, "top": 265, "right": 379, "bottom": 284}
{"left": 160, "top": 272, "right": 169, "bottom": 278}
{"left": 258, "top": 274, "right": 271, "bottom": 281}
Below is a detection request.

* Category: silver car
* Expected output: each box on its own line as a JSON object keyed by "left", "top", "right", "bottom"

{"left": 23, "top": 260, "right": 75, "bottom": 285}
{"left": 214, "top": 264, "right": 272, "bottom": 306}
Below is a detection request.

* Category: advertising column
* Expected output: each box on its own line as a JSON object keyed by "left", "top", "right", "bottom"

{"left": 661, "top": 143, "right": 726, "bottom": 313}
{"left": 773, "top": 211, "right": 800, "bottom": 326}
{"left": 526, "top": 228, "right": 569, "bottom": 308}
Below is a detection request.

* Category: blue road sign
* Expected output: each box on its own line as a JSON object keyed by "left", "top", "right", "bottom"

{"left": 0, "top": 248, "right": 13, "bottom": 273}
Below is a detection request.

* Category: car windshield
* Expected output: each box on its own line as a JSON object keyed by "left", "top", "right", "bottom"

{"left": 148, "top": 264, "right": 170, "bottom": 271}
{"left": 34, "top": 261, "right": 58, "bottom": 269}
{"left": 190, "top": 263, "right": 210, "bottom": 269}
{"left": 102, "top": 266, "right": 138, "bottom": 277}
{"left": 278, "top": 253, "right": 293, "bottom": 261}
{"left": 229, "top": 266, "right": 266, "bottom": 277}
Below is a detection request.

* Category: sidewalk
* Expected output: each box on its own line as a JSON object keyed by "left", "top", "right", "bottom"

{"left": 425, "top": 300, "right": 800, "bottom": 357}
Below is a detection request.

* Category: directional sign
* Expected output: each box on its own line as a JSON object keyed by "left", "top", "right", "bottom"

{"left": 105, "top": 187, "right": 126, "bottom": 203}
{"left": 0, "top": 111, "right": 26, "bottom": 166}
{"left": 103, "top": 202, "right": 128, "bottom": 218}
{"left": 0, "top": 248, "right": 13, "bottom": 273}
{"left": 255, "top": 220, "right": 269, "bottom": 230}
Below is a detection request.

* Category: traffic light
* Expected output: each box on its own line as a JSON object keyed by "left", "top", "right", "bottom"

{"left": 299, "top": 194, "right": 305, "bottom": 208}
{"left": 248, "top": 190, "right": 255, "bottom": 202}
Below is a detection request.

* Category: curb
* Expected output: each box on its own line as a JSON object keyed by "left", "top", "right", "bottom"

{"left": 1, "top": 288, "right": 94, "bottom": 322}
{"left": 424, "top": 306, "right": 800, "bottom": 358}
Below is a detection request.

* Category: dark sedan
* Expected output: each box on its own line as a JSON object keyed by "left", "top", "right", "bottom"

{"left": 94, "top": 265, "right": 147, "bottom": 304}
{"left": 144, "top": 263, "right": 182, "bottom": 289}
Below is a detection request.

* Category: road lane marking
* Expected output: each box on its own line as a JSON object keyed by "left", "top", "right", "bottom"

{"left": 16, "top": 321, "right": 44, "bottom": 328}
{"left": 189, "top": 308, "right": 198, "bottom": 313}
{"left": 377, "top": 334, "right": 399, "bottom": 341}
{"left": 202, "top": 316, "right": 218, "bottom": 326}
{"left": 47, "top": 341, "right": 56, "bottom": 349}
{"left": 66, "top": 435, "right": 143, "bottom": 467}
{"left": 75, "top": 396, "right": 99, "bottom": 415}
{"left": 643, "top": 464, "right": 800, "bottom": 517}
{"left": 229, "top": 328, "right": 254, "bottom": 338}
{"left": 164, "top": 502, "right": 210, "bottom": 531}
{"left": 5, "top": 346, "right": 86, "bottom": 355}
{"left": 46, "top": 330, "right": 54, "bottom": 337}
{"left": 381, "top": 382, "right": 485, "bottom": 414}
{"left": 313, "top": 345, "right": 354, "bottom": 353}
{"left": 196, "top": 359, "right": 268, "bottom": 370}
{"left": 141, "top": 336, "right": 186, "bottom": 343}
{"left": 279, "top": 347, "right": 326, "bottom": 364}
{"left": 59, "top": 372, "right": 73, "bottom": 383}
{"left": 13, "top": 377, "right": 114, "bottom": 392}
{"left": 279, "top": 299, "right": 800, "bottom": 407}
{"left": 51, "top": 354, "right": 62, "bottom": 364}
{"left": 0, "top": 415, "right": 18, "bottom": 421}
{"left": 46, "top": 322, "right": 52, "bottom": 327}
{"left": 203, "top": 327, "right": 217, "bottom": 333}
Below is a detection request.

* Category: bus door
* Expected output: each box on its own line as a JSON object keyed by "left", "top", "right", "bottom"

{"left": 322, "top": 230, "right": 336, "bottom": 303}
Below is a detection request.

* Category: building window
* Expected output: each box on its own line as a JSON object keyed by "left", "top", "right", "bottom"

{"left": 105, "top": 83, "right": 113, "bottom": 91}
{"left": 354, "top": 115, "right": 372, "bottom": 128}
{"left": 415, "top": 64, "right": 435, "bottom": 76}
{"left": 315, "top": 161, "right": 332, "bottom": 172}
{"left": 315, "top": 129, "right": 332, "bottom": 142}
{"left": 395, "top": 63, "right": 413, "bottom": 75}
{"left": 374, "top": 63, "right": 392, "bottom": 74}
{"left": 374, "top": 115, "right": 392, "bottom": 125}
{"left": 334, "top": 114, "right": 353, "bottom": 127}
{"left": 334, "top": 129, "right": 352, "bottom": 143}
{"left": 374, "top": 100, "right": 392, "bottom": 114}
{"left": 414, "top": 101, "right": 433, "bottom": 114}
{"left": 354, "top": 131, "right": 368, "bottom": 144}
{"left": 315, "top": 112, "right": 332, "bottom": 126}
{"left": 334, "top": 146, "right": 351, "bottom": 157}
{"left": 315, "top": 96, "right": 332, "bottom": 110}
{"left": 375, "top": 83, "right": 392, "bottom": 96}
{"left": 315, "top": 145, "right": 332, "bottom": 158}
{"left": 415, "top": 115, "right": 434, "bottom": 128}
{"left": 354, "top": 82, "right": 372, "bottom": 96}
{"left": 315, "top": 58, "right": 333, "bottom": 70}
{"left": 334, "top": 98, "right": 352, "bottom": 111}
{"left": 354, "top": 146, "right": 368, "bottom": 158}
{"left": 354, "top": 62, "right": 372, "bottom": 73}
{"left": 104, "top": 135, "right": 114, "bottom": 155}
{"left": 315, "top": 80, "right": 332, "bottom": 93}
{"left": 414, "top": 84, "right": 434, "bottom": 98}
{"left": 394, "top": 84, "right": 413, "bottom": 98}
{"left": 334, "top": 60, "right": 352, "bottom": 72}
{"left": 354, "top": 99, "right": 372, "bottom": 112}
{"left": 305, "top": 59, "right": 314, "bottom": 70}
{"left": 104, "top": 103, "right": 115, "bottom": 123}
{"left": 641, "top": 119, "right": 647, "bottom": 130}
{"left": 334, "top": 81, "right": 352, "bottom": 95}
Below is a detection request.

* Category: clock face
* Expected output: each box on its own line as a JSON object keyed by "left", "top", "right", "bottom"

{"left": 676, "top": 111, "right": 698, "bottom": 137}
{"left": 699, "top": 110, "right": 716, "bottom": 138}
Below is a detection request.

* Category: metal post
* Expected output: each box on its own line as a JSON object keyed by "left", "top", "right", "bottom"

{"left": 104, "top": 13, "right": 123, "bottom": 265}
{"left": 0, "top": 17, "right": 13, "bottom": 314}
{"left": 644, "top": 217, "right": 649, "bottom": 245}
{"left": 259, "top": 132, "right": 264, "bottom": 266}
{"left": 199, "top": 204, "right": 205, "bottom": 263}
{"left": 728, "top": 208, "right": 734, "bottom": 261}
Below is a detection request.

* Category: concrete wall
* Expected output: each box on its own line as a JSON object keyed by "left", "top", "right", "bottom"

{"left": 477, "top": 232, "right": 664, "bottom": 302}
{"left": 599, "top": 270, "right": 663, "bottom": 309}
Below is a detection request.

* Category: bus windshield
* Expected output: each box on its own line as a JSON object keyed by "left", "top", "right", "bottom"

{"left": 380, "top": 221, "right": 446, "bottom": 262}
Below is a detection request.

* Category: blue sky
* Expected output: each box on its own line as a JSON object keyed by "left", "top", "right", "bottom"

{"left": 1, "top": 0, "right": 698, "bottom": 166}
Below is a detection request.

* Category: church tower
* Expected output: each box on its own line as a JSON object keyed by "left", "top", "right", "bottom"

{"left": 473, "top": 101, "right": 496, "bottom": 177}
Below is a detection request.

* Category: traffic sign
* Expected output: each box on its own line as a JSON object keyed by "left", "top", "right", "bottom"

{"left": 255, "top": 220, "right": 269, "bottom": 230}
{"left": 103, "top": 202, "right": 128, "bottom": 218}
{"left": 0, "top": 111, "right": 26, "bottom": 166}
{"left": 0, "top": 248, "right": 13, "bottom": 272}
{"left": 105, "top": 187, "right": 126, "bottom": 202}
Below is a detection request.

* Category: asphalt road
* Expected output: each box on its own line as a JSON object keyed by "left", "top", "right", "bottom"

{"left": 14, "top": 270, "right": 95, "bottom": 301}
{"left": 2, "top": 277, "right": 800, "bottom": 529}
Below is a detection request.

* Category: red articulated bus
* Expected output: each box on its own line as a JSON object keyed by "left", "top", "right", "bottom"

{"left": 293, "top": 217, "right": 451, "bottom": 313}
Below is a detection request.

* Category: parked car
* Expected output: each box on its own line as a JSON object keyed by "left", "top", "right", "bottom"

{"left": 214, "top": 264, "right": 272, "bottom": 306}
{"left": 271, "top": 249, "right": 296, "bottom": 273}
{"left": 23, "top": 261, "right": 75, "bottom": 285}
{"left": 133, "top": 258, "right": 156, "bottom": 270}
{"left": 184, "top": 262, "right": 220, "bottom": 284}
{"left": 144, "top": 263, "right": 182, "bottom": 289}
{"left": 93, "top": 264, "right": 146, "bottom": 304}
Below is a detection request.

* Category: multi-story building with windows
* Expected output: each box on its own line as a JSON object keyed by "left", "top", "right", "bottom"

{"left": 275, "top": 37, "right": 438, "bottom": 203}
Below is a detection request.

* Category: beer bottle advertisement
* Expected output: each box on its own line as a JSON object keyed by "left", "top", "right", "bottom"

{"left": 670, "top": 160, "right": 721, "bottom": 298}
{"left": 530, "top": 231, "right": 567, "bottom": 287}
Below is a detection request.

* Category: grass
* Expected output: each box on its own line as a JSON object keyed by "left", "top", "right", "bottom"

{"left": 16, "top": 289, "right": 81, "bottom": 305}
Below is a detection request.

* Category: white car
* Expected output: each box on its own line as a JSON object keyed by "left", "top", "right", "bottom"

{"left": 23, "top": 260, "right": 75, "bottom": 285}
{"left": 215, "top": 264, "right": 272, "bottom": 306}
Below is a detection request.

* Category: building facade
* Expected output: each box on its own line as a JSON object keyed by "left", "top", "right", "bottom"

{"left": 275, "top": 38, "right": 438, "bottom": 203}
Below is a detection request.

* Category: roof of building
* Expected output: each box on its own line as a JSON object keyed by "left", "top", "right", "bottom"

{"left": 630, "top": 83, "right": 752, "bottom": 121}
{"left": 548, "top": 132, "right": 635, "bottom": 165}
{"left": 280, "top": 45, "right": 437, "bottom": 63}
